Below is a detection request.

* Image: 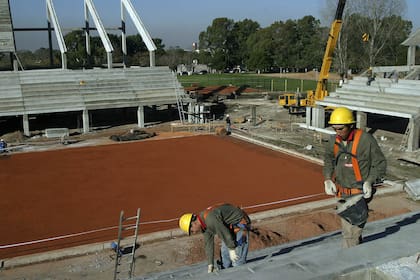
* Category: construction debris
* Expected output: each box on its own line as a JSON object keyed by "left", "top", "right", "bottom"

{"left": 215, "top": 127, "right": 228, "bottom": 136}
{"left": 404, "top": 178, "right": 420, "bottom": 201}
{"left": 110, "top": 129, "right": 156, "bottom": 142}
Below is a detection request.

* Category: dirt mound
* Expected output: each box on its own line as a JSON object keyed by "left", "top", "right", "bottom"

{"left": 282, "top": 212, "right": 340, "bottom": 240}
{"left": 249, "top": 227, "right": 289, "bottom": 250}
{"left": 1, "top": 130, "right": 27, "bottom": 144}
{"left": 215, "top": 127, "right": 228, "bottom": 136}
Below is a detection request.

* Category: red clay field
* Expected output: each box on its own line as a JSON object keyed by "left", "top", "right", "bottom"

{"left": 0, "top": 135, "right": 326, "bottom": 259}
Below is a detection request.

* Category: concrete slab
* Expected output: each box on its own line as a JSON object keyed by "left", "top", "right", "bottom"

{"left": 139, "top": 210, "right": 420, "bottom": 280}
{"left": 405, "top": 178, "right": 420, "bottom": 201}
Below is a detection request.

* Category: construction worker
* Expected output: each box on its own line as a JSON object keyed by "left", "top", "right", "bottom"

{"left": 179, "top": 203, "right": 251, "bottom": 273}
{"left": 0, "top": 139, "right": 7, "bottom": 153}
{"left": 225, "top": 114, "right": 231, "bottom": 134}
{"left": 323, "top": 107, "right": 386, "bottom": 248}
{"left": 366, "top": 67, "right": 375, "bottom": 86}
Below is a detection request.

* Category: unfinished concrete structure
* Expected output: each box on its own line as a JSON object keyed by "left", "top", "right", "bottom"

{"left": 0, "top": 0, "right": 189, "bottom": 136}
{"left": 309, "top": 29, "right": 420, "bottom": 152}
{"left": 0, "top": 67, "right": 187, "bottom": 135}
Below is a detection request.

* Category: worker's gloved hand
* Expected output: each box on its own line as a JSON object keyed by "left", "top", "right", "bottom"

{"left": 324, "top": 179, "right": 337, "bottom": 196}
{"left": 363, "top": 181, "right": 372, "bottom": 199}
{"left": 229, "top": 249, "right": 239, "bottom": 263}
{"left": 207, "top": 264, "right": 214, "bottom": 273}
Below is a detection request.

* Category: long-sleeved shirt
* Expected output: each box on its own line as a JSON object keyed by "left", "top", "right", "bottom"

{"left": 323, "top": 129, "right": 387, "bottom": 188}
{"left": 200, "top": 204, "right": 248, "bottom": 265}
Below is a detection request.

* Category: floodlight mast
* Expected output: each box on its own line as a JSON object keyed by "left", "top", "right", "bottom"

{"left": 121, "top": 0, "right": 157, "bottom": 67}
{"left": 84, "top": 0, "right": 114, "bottom": 69}
{"left": 46, "top": 0, "right": 67, "bottom": 69}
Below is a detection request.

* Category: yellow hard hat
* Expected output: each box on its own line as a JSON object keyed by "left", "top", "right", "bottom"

{"left": 329, "top": 107, "right": 355, "bottom": 125}
{"left": 179, "top": 213, "right": 193, "bottom": 235}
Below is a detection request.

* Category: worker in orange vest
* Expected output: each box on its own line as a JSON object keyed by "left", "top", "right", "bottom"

{"left": 323, "top": 107, "right": 386, "bottom": 248}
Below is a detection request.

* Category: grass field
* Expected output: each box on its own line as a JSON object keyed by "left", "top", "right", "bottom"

{"left": 177, "top": 73, "right": 339, "bottom": 93}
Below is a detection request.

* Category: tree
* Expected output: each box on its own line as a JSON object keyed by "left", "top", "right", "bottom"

{"left": 245, "top": 28, "right": 274, "bottom": 71}
{"left": 344, "top": 0, "right": 407, "bottom": 67}
{"left": 270, "top": 20, "right": 299, "bottom": 70}
{"left": 295, "top": 16, "right": 324, "bottom": 69}
{"left": 231, "top": 19, "right": 260, "bottom": 67}
{"left": 380, "top": 16, "right": 412, "bottom": 65}
{"left": 199, "top": 17, "right": 235, "bottom": 70}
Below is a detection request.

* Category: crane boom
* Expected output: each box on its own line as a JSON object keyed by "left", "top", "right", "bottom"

{"left": 307, "top": 0, "right": 346, "bottom": 106}
{"left": 278, "top": 0, "right": 346, "bottom": 115}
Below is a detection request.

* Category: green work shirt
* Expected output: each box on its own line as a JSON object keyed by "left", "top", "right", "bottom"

{"left": 323, "top": 130, "right": 387, "bottom": 188}
{"left": 200, "top": 204, "right": 248, "bottom": 266}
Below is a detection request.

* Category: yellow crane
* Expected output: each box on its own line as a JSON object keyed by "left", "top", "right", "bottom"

{"left": 280, "top": 0, "right": 346, "bottom": 114}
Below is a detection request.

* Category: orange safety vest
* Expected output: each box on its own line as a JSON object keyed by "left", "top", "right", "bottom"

{"left": 333, "top": 129, "right": 364, "bottom": 197}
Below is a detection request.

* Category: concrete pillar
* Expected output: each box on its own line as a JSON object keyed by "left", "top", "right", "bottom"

{"left": 407, "top": 46, "right": 416, "bottom": 66}
{"left": 407, "top": 118, "right": 420, "bottom": 152}
{"left": 306, "top": 107, "right": 312, "bottom": 127}
{"left": 149, "top": 51, "right": 155, "bottom": 67}
{"left": 82, "top": 109, "right": 90, "bottom": 133}
{"left": 13, "top": 59, "right": 19, "bottom": 71}
{"left": 188, "top": 103, "right": 193, "bottom": 123}
{"left": 251, "top": 105, "right": 257, "bottom": 126}
{"left": 309, "top": 106, "right": 325, "bottom": 128}
{"left": 356, "top": 111, "right": 367, "bottom": 130}
{"left": 22, "top": 114, "right": 30, "bottom": 136}
{"left": 137, "top": 106, "right": 145, "bottom": 128}
{"left": 62, "top": 53, "right": 67, "bottom": 69}
{"left": 107, "top": 52, "right": 113, "bottom": 69}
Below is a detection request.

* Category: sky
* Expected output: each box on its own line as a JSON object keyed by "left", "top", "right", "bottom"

{"left": 9, "top": 0, "right": 420, "bottom": 51}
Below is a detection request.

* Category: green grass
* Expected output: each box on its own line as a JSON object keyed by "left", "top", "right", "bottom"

{"left": 177, "top": 73, "right": 338, "bottom": 93}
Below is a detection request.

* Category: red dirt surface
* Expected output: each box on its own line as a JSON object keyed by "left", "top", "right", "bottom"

{"left": 0, "top": 134, "right": 326, "bottom": 259}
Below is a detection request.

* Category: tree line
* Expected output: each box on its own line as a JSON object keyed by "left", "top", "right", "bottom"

{"left": 0, "top": 0, "right": 415, "bottom": 74}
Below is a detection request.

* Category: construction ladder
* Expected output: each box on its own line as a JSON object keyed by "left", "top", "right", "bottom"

{"left": 113, "top": 208, "right": 141, "bottom": 280}
{"left": 399, "top": 123, "right": 411, "bottom": 151}
{"left": 173, "top": 72, "right": 186, "bottom": 124}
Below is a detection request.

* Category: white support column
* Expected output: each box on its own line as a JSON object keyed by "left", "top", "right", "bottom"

{"left": 407, "top": 118, "right": 420, "bottom": 152}
{"left": 84, "top": 0, "right": 114, "bottom": 68}
{"left": 82, "top": 109, "right": 90, "bottom": 133}
{"left": 13, "top": 59, "right": 18, "bottom": 71}
{"left": 149, "top": 51, "right": 155, "bottom": 67}
{"left": 308, "top": 106, "right": 325, "bottom": 128}
{"left": 23, "top": 114, "right": 30, "bottom": 136}
{"left": 46, "top": 0, "right": 67, "bottom": 69}
{"left": 306, "top": 107, "right": 312, "bottom": 127}
{"left": 356, "top": 111, "right": 367, "bottom": 130}
{"left": 188, "top": 103, "right": 193, "bottom": 123}
{"left": 121, "top": 0, "right": 127, "bottom": 67}
{"left": 61, "top": 53, "right": 67, "bottom": 69}
{"left": 407, "top": 46, "right": 416, "bottom": 66}
{"left": 137, "top": 106, "right": 144, "bottom": 128}
{"left": 121, "top": 0, "right": 157, "bottom": 67}
{"left": 107, "top": 52, "right": 113, "bottom": 69}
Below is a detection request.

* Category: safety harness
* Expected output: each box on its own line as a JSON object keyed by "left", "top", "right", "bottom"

{"left": 333, "top": 129, "right": 364, "bottom": 197}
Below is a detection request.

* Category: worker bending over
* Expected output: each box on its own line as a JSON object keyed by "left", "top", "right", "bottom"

{"left": 179, "top": 203, "right": 251, "bottom": 273}
{"left": 323, "top": 107, "right": 386, "bottom": 248}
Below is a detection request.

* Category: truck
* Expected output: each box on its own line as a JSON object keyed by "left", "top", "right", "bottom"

{"left": 280, "top": 0, "right": 346, "bottom": 114}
